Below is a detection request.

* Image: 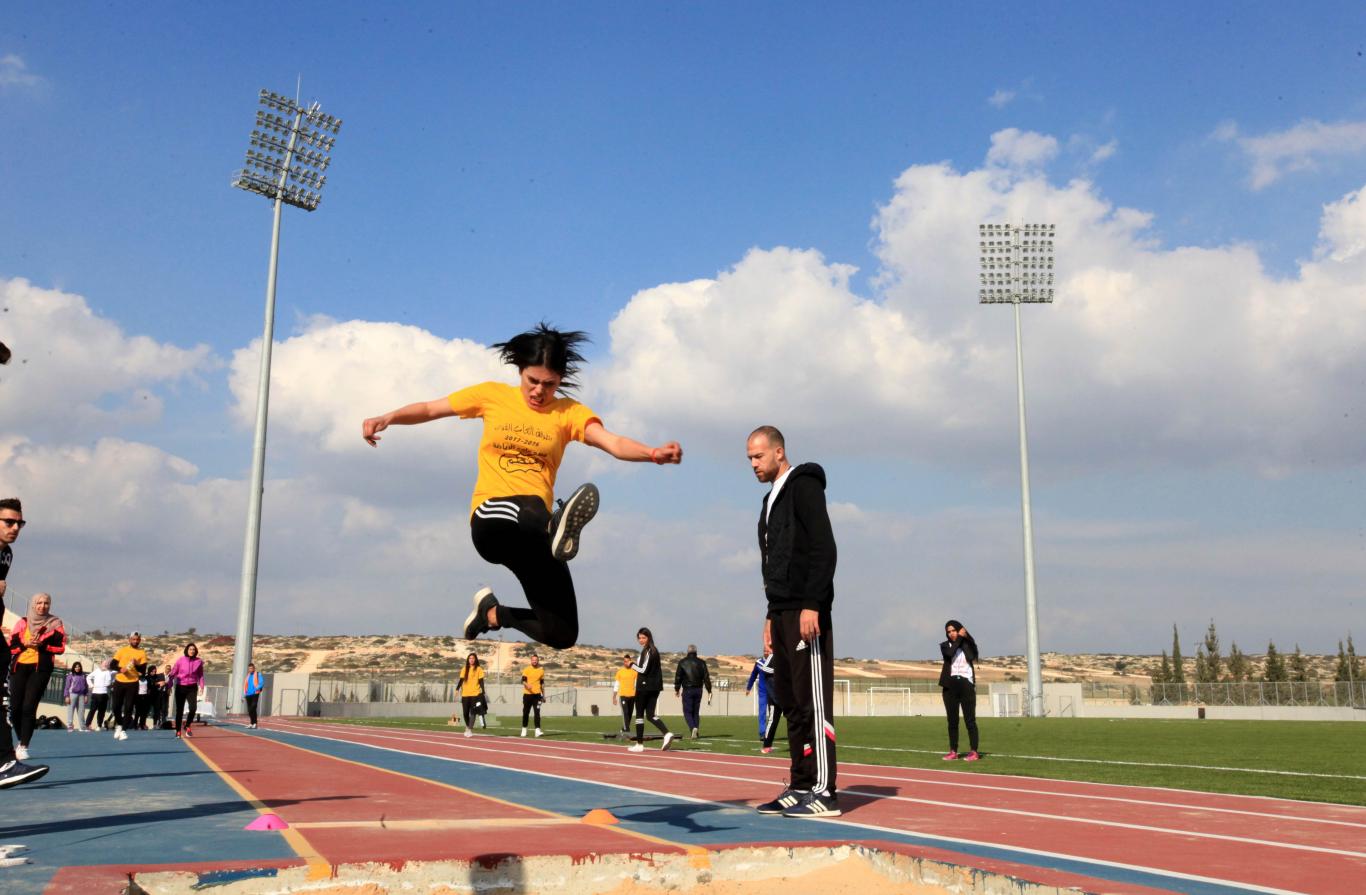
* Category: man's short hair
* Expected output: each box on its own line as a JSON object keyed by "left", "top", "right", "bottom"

{"left": 687, "top": 644, "right": 697, "bottom": 654}
{"left": 0, "top": 497, "right": 22, "bottom": 514}
{"left": 748, "top": 426, "right": 785, "bottom": 449}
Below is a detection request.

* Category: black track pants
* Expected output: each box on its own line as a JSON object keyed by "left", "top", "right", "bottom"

{"left": 769, "top": 609, "right": 837, "bottom": 796}
{"left": 111, "top": 681, "right": 139, "bottom": 729}
{"left": 521, "top": 694, "right": 542, "bottom": 728}
{"left": 470, "top": 496, "right": 579, "bottom": 649}
{"left": 174, "top": 684, "right": 198, "bottom": 732}
{"left": 942, "top": 677, "right": 979, "bottom": 753}
{"left": 633, "top": 690, "right": 668, "bottom": 743}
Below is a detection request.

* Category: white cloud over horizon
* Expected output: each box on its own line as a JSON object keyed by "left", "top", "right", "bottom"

{"left": 4, "top": 129, "right": 1366, "bottom": 657}
{"left": 0, "top": 53, "right": 43, "bottom": 90}
{"left": 1217, "top": 118, "right": 1366, "bottom": 190}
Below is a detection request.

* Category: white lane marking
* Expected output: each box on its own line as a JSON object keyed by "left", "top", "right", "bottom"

{"left": 261, "top": 720, "right": 1319, "bottom": 895}
{"left": 272, "top": 720, "right": 1366, "bottom": 831}
{"left": 266, "top": 720, "right": 1366, "bottom": 861}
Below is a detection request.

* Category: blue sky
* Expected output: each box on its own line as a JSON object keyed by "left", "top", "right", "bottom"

{"left": 3, "top": 5, "right": 1365, "bottom": 660}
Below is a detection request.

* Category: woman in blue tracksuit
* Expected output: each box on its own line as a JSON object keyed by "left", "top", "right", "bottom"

{"left": 744, "top": 650, "right": 781, "bottom": 752}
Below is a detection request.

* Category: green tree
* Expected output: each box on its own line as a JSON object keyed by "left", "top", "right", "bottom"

{"left": 1263, "top": 641, "right": 1288, "bottom": 683}
{"left": 1289, "top": 644, "right": 1311, "bottom": 683}
{"left": 1170, "top": 624, "right": 1186, "bottom": 684}
{"left": 1337, "top": 636, "right": 1361, "bottom": 683}
{"left": 1196, "top": 620, "right": 1221, "bottom": 684}
{"left": 1152, "top": 651, "right": 1171, "bottom": 685}
{"left": 1225, "top": 642, "right": 1249, "bottom": 683}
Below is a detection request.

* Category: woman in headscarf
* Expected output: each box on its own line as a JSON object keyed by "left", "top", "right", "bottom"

{"left": 7, "top": 592, "right": 67, "bottom": 760}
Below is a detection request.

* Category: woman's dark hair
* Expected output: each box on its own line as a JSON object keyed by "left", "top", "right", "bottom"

{"left": 492, "top": 323, "right": 590, "bottom": 391}
{"left": 636, "top": 626, "right": 659, "bottom": 662}
{"left": 108, "top": 658, "right": 118, "bottom": 670}
{"left": 460, "top": 651, "right": 481, "bottom": 680}
{"left": 70, "top": 661, "right": 84, "bottom": 675}
{"left": 184, "top": 642, "right": 198, "bottom": 657}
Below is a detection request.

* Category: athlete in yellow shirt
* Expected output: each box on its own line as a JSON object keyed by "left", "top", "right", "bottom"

{"left": 457, "top": 652, "right": 486, "bottom": 738}
{"left": 612, "top": 653, "right": 638, "bottom": 738}
{"left": 362, "top": 324, "right": 682, "bottom": 649}
{"left": 520, "top": 653, "right": 546, "bottom": 738}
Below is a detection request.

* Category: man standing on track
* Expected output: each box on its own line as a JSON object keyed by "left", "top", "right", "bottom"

{"left": 673, "top": 644, "right": 712, "bottom": 739}
{"left": 520, "top": 652, "right": 545, "bottom": 738}
{"left": 747, "top": 427, "right": 840, "bottom": 818}
{"left": 0, "top": 497, "right": 50, "bottom": 788}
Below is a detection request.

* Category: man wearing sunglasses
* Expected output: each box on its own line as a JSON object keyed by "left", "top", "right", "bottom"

{"left": 0, "top": 497, "right": 50, "bottom": 788}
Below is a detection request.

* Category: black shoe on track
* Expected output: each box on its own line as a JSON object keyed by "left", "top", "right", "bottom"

{"left": 550, "top": 483, "right": 599, "bottom": 562}
{"left": 0, "top": 760, "right": 49, "bottom": 790}
{"left": 463, "top": 587, "right": 500, "bottom": 640}
{"left": 782, "top": 790, "right": 841, "bottom": 818}
{"left": 755, "top": 786, "right": 805, "bottom": 815}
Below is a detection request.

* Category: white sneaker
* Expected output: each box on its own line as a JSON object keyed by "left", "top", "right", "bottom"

{"left": 535, "top": 728, "right": 544, "bottom": 738}
{"left": 114, "top": 728, "right": 127, "bottom": 741}
{"left": 661, "top": 732, "right": 675, "bottom": 751}
{"left": 14, "top": 745, "right": 28, "bottom": 761}
{"left": 520, "top": 728, "right": 527, "bottom": 737}
{"left": 628, "top": 743, "right": 645, "bottom": 752}
{"left": 464, "top": 728, "right": 474, "bottom": 738}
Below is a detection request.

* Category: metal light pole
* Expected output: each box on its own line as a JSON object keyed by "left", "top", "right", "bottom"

{"left": 228, "top": 89, "right": 341, "bottom": 714}
{"left": 979, "top": 223, "right": 1054, "bottom": 718}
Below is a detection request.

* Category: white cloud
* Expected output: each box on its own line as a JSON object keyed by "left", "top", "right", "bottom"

{"left": 0, "top": 278, "right": 213, "bottom": 442}
{"left": 985, "top": 128, "right": 1059, "bottom": 171}
{"left": 987, "top": 88, "right": 1017, "bottom": 109}
{"left": 0, "top": 54, "right": 42, "bottom": 90}
{"left": 1218, "top": 118, "right": 1366, "bottom": 190}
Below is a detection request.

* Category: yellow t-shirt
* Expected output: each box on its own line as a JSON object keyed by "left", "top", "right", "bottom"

{"left": 615, "top": 666, "right": 637, "bottom": 699}
{"left": 447, "top": 382, "right": 600, "bottom": 515}
{"left": 16, "top": 628, "right": 38, "bottom": 666}
{"left": 114, "top": 645, "right": 147, "bottom": 684}
{"left": 459, "top": 666, "right": 485, "bottom": 698}
{"left": 522, "top": 665, "right": 545, "bottom": 696}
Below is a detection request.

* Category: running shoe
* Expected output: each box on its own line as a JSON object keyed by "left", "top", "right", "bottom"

{"left": 760, "top": 746, "right": 773, "bottom": 754}
{"left": 14, "top": 745, "right": 28, "bottom": 761}
{"left": 690, "top": 728, "right": 699, "bottom": 739}
{"left": 520, "top": 728, "right": 528, "bottom": 737}
{"left": 184, "top": 726, "right": 193, "bottom": 738}
{"left": 661, "top": 732, "right": 675, "bottom": 751}
{"left": 755, "top": 787, "right": 806, "bottom": 815}
{"left": 534, "top": 728, "right": 544, "bottom": 737}
{"left": 463, "top": 587, "right": 500, "bottom": 639}
{"left": 962, "top": 751, "right": 980, "bottom": 762}
{"left": 464, "top": 728, "right": 474, "bottom": 738}
{"left": 175, "top": 730, "right": 182, "bottom": 738}
{"left": 782, "top": 791, "right": 841, "bottom": 818}
{"left": 114, "top": 727, "right": 127, "bottom": 741}
{"left": 0, "top": 760, "right": 49, "bottom": 790}
{"left": 941, "top": 751, "right": 958, "bottom": 761}
{"left": 627, "top": 743, "right": 645, "bottom": 753}
{"left": 549, "top": 483, "right": 599, "bottom": 562}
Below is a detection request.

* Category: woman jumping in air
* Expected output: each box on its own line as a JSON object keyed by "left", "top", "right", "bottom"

{"left": 362, "top": 324, "right": 682, "bottom": 649}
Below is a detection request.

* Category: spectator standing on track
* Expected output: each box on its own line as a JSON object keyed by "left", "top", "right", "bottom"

{"left": 745, "top": 649, "right": 781, "bottom": 753}
{"left": 168, "top": 642, "right": 204, "bottom": 739}
{"left": 747, "top": 426, "right": 841, "bottom": 818}
{"left": 673, "top": 644, "right": 712, "bottom": 739}
{"left": 939, "top": 620, "right": 980, "bottom": 762}
{"left": 0, "top": 497, "right": 48, "bottom": 788}
{"left": 520, "top": 653, "right": 545, "bottom": 738}
{"left": 111, "top": 632, "right": 147, "bottom": 741}
{"left": 458, "top": 652, "right": 486, "bottom": 738}
{"left": 161, "top": 663, "right": 175, "bottom": 727}
{"left": 134, "top": 666, "right": 152, "bottom": 729}
{"left": 628, "top": 627, "right": 674, "bottom": 753}
{"left": 8, "top": 592, "right": 67, "bottom": 760}
{"left": 243, "top": 662, "right": 264, "bottom": 728}
{"left": 611, "top": 653, "right": 637, "bottom": 738}
{"left": 86, "top": 659, "right": 115, "bottom": 731}
{"left": 145, "top": 663, "right": 167, "bottom": 730}
{"left": 63, "top": 661, "right": 89, "bottom": 732}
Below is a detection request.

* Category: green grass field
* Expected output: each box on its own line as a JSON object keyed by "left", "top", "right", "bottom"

{"left": 301, "top": 713, "right": 1366, "bottom": 806}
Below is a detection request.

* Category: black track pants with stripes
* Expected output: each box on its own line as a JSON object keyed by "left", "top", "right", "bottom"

{"left": 769, "top": 609, "right": 837, "bottom": 796}
{"left": 470, "top": 496, "right": 579, "bottom": 649}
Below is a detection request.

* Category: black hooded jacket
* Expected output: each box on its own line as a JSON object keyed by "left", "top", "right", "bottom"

{"left": 938, "top": 633, "right": 979, "bottom": 687}
{"left": 758, "top": 462, "right": 837, "bottom": 615}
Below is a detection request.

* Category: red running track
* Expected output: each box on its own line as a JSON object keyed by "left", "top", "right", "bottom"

{"left": 257, "top": 718, "right": 1366, "bottom": 895}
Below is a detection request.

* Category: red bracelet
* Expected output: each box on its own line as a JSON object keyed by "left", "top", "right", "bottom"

{"left": 650, "top": 448, "right": 659, "bottom": 464}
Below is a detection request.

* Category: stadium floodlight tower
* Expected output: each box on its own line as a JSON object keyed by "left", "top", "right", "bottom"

{"left": 228, "top": 88, "right": 341, "bottom": 715}
{"left": 979, "top": 223, "right": 1054, "bottom": 719}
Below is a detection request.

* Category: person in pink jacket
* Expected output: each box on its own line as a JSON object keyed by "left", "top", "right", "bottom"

{"left": 167, "top": 643, "right": 204, "bottom": 739}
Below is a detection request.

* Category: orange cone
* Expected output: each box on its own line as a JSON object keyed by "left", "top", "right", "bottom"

{"left": 580, "top": 808, "right": 619, "bottom": 825}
